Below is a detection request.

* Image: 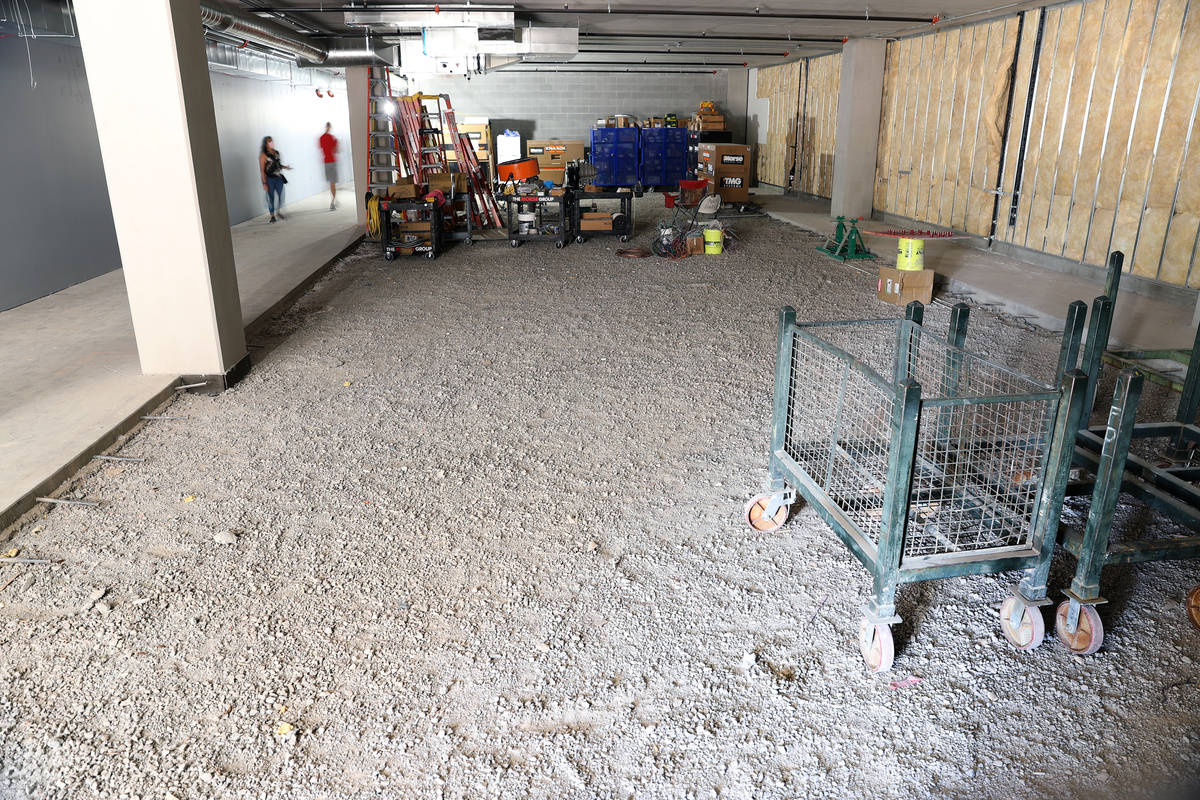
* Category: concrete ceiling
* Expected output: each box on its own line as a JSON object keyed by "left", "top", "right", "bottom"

{"left": 231, "top": 1, "right": 1047, "bottom": 67}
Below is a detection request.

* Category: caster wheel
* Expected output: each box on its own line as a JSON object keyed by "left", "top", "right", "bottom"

{"left": 999, "top": 596, "right": 1045, "bottom": 651}
{"left": 1055, "top": 602, "right": 1104, "bottom": 655}
{"left": 384, "top": 251, "right": 394, "bottom": 261}
{"left": 426, "top": 251, "right": 436, "bottom": 259}
{"left": 555, "top": 240, "right": 564, "bottom": 249}
{"left": 1187, "top": 585, "right": 1200, "bottom": 632}
{"left": 465, "top": 238, "right": 474, "bottom": 246}
{"left": 510, "top": 239, "right": 519, "bottom": 248}
{"left": 859, "top": 621, "right": 895, "bottom": 673}
{"left": 620, "top": 235, "right": 629, "bottom": 243}
{"left": 575, "top": 236, "right": 585, "bottom": 244}
{"left": 743, "top": 493, "right": 790, "bottom": 532}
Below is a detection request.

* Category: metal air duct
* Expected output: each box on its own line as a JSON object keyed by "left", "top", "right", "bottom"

{"left": 199, "top": 2, "right": 395, "bottom": 66}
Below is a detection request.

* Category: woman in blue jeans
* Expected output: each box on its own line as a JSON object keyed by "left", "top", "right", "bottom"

{"left": 258, "top": 136, "right": 292, "bottom": 223}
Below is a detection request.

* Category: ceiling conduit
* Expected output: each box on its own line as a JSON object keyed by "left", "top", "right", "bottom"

{"left": 198, "top": 2, "right": 392, "bottom": 66}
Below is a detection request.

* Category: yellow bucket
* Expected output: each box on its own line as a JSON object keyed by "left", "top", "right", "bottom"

{"left": 704, "top": 227, "right": 724, "bottom": 255}
{"left": 897, "top": 237, "right": 924, "bottom": 270}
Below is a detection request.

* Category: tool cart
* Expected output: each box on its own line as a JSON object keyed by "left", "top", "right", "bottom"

{"left": 497, "top": 190, "right": 572, "bottom": 249}
{"left": 380, "top": 198, "right": 445, "bottom": 260}
{"left": 571, "top": 190, "right": 633, "bottom": 244}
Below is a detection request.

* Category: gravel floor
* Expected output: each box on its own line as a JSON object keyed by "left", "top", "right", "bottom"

{"left": 1, "top": 206, "right": 1198, "bottom": 799}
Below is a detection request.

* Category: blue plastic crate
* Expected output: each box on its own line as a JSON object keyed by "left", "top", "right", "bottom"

{"left": 590, "top": 127, "right": 640, "bottom": 187}
{"left": 639, "top": 127, "right": 688, "bottom": 187}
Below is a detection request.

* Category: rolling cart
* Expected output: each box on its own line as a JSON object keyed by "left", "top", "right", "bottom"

{"left": 748, "top": 302, "right": 1086, "bottom": 672}
{"left": 1048, "top": 251, "right": 1200, "bottom": 652}
{"left": 380, "top": 198, "right": 444, "bottom": 260}
{"left": 571, "top": 190, "right": 633, "bottom": 244}
{"left": 497, "top": 190, "right": 571, "bottom": 249}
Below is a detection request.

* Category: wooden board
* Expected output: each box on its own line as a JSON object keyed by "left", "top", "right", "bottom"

{"left": 756, "top": 61, "right": 804, "bottom": 188}
{"left": 798, "top": 52, "right": 841, "bottom": 198}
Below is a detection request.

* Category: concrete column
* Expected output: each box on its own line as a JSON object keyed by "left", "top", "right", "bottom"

{"left": 831, "top": 39, "right": 886, "bottom": 219}
{"left": 347, "top": 66, "right": 370, "bottom": 228}
{"left": 74, "top": 0, "right": 248, "bottom": 387}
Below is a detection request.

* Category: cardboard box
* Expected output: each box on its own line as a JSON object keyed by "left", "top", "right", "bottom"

{"left": 580, "top": 217, "right": 614, "bottom": 231}
{"left": 582, "top": 211, "right": 611, "bottom": 220}
{"left": 539, "top": 167, "right": 566, "bottom": 186}
{"left": 698, "top": 144, "right": 750, "bottom": 174}
{"left": 877, "top": 267, "right": 935, "bottom": 306}
{"left": 386, "top": 179, "right": 421, "bottom": 199}
{"left": 686, "top": 234, "right": 705, "bottom": 255}
{"left": 706, "top": 176, "right": 749, "bottom": 204}
{"left": 527, "top": 140, "right": 585, "bottom": 170}
{"left": 428, "top": 173, "right": 467, "bottom": 194}
{"left": 444, "top": 122, "right": 491, "bottom": 163}
{"left": 650, "top": 116, "right": 665, "bottom": 128}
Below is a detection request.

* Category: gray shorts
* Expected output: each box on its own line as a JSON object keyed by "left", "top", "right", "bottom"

{"left": 324, "top": 162, "right": 338, "bottom": 182}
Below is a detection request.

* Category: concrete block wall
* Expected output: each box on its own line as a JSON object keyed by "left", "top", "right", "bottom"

{"left": 412, "top": 70, "right": 729, "bottom": 147}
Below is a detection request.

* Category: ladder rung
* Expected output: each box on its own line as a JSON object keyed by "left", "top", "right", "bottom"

{"left": 421, "top": 147, "right": 443, "bottom": 153}
{"left": 369, "top": 148, "right": 397, "bottom": 154}
{"left": 419, "top": 128, "right": 441, "bottom": 135}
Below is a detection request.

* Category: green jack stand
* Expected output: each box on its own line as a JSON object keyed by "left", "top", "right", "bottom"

{"left": 818, "top": 216, "right": 876, "bottom": 261}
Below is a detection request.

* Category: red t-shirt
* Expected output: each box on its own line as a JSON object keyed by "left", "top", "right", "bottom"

{"left": 319, "top": 132, "right": 338, "bottom": 163}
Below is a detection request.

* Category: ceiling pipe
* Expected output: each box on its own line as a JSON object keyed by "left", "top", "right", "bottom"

{"left": 578, "top": 48, "right": 790, "bottom": 56}
{"left": 579, "top": 33, "right": 844, "bottom": 43}
{"left": 242, "top": 4, "right": 930, "bottom": 22}
{"left": 199, "top": 1, "right": 392, "bottom": 65}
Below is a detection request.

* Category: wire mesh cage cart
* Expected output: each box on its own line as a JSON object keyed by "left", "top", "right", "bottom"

{"left": 748, "top": 302, "right": 1087, "bottom": 671}
{"left": 1048, "top": 252, "right": 1200, "bottom": 652}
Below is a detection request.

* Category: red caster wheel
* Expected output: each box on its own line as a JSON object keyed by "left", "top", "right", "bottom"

{"left": 859, "top": 620, "right": 894, "bottom": 673}
{"left": 1055, "top": 602, "right": 1104, "bottom": 655}
{"left": 744, "top": 493, "right": 790, "bottom": 532}
{"left": 999, "top": 596, "right": 1045, "bottom": 651}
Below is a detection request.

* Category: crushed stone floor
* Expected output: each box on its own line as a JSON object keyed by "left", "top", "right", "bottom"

{"left": 1, "top": 206, "right": 1198, "bottom": 799}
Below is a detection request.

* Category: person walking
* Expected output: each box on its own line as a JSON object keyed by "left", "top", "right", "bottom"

{"left": 319, "top": 122, "right": 339, "bottom": 210}
{"left": 259, "top": 136, "right": 291, "bottom": 223}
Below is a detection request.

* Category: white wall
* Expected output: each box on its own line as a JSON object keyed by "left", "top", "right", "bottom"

{"left": 210, "top": 72, "right": 351, "bottom": 224}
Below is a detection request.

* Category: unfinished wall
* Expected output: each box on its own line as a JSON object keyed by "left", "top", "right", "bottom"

{"left": 874, "top": 16, "right": 1020, "bottom": 236}
{"left": 996, "top": 0, "right": 1200, "bottom": 288}
{"left": 876, "top": 0, "right": 1200, "bottom": 290}
{"left": 412, "top": 70, "right": 729, "bottom": 144}
{"left": 0, "top": 37, "right": 120, "bottom": 312}
{"left": 798, "top": 52, "right": 841, "bottom": 198}
{"left": 755, "top": 61, "right": 803, "bottom": 187}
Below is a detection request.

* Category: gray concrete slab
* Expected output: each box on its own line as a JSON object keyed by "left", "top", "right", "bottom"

{"left": 0, "top": 186, "right": 361, "bottom": 530}
{"left": 753, "top": 193, "right": 1195, "bottom": 350}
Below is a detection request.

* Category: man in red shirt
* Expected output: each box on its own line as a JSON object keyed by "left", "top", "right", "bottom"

{"left": 319, "top": 122, "right": 339, "bottom": 210}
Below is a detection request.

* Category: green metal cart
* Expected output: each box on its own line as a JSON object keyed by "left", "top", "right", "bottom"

{"left": 748, "top": 302, "right": 1086, "bottom": 672}
{"left": 1049, "top": 252, "right": 1200, "bottom": 652}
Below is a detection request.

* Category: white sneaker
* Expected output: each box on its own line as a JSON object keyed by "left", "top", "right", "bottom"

{"left": 330, "top": 202, "right": 337, "bottom": 210}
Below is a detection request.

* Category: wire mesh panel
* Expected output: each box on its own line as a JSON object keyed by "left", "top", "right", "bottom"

{"left": 784, "top": 324, "right": 897, "bottom": 546}
{"left": 781, "top": 319, "right": 1060, "bottom": 562}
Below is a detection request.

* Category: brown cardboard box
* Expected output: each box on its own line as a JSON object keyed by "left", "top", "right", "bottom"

{"left": 877, "top": 267, "right": 935, "bottom": 306}
{"left": 539, "top": 167, "right": 566, "bottom": 186}
{"left": 395, "top": 221, "right": 432, "bottom": 232}
{"left": 580, "top": 216, "right": 614, "bottom": 231}
{"left": 443, "top": 122, "right": 491, "bottom": 163}
{"left": 697, "top": 144, "right": 750, "bottom": 174}
{"left": 428, "top": 173, "right": 467, "bottom": 194}
{"left": 686, "top": 234, "right": 705, "bottom": 255}
{"left": 582, "top": 211, "right": 610, "bottom": 220}
{"left": 706, "top": 175, "right": 749, "bottom": 203}
{"left": 386, "top": 179, "right": 421, "bottom": 199}
{"left": 527, "top": 140, "right": 585, "bottom": 170}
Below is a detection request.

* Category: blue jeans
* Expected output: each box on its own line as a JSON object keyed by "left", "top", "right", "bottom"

{"left": 265, "top": 176, "right": 284, "bottom": 214}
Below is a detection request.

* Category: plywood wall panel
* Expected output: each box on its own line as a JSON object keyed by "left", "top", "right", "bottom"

{"left": 756, "top": 61, "right": 802, "bottom": 187}
{"left": 952, "top": 24, "right": 990, "bottom": 230}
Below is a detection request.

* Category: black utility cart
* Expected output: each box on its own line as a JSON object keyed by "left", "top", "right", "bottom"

{"left": 497, "top": 190, "right": 572, "bottom": 249}
{"left": 571, "top": 190, "right": 633, "bottom": 244}
{"left": 380, "top": 198, "right": 445, "bottom": 260}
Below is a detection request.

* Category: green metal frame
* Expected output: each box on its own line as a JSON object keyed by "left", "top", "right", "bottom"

{"left": 765, "top": 301, "right": 1081, "bottom": 630}
{"left": 817, "top": 216, "right": 876, "bottom": 262}
{"left": 1059, "top": 250, "right": 1200, "bottom": 632}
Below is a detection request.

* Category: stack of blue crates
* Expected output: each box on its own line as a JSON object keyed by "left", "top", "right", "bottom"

{"left": 590, "top": 127, "right": 640, "bottom": 187}
{"left": 639, "top": 127, "right": 688, "bottom": 187}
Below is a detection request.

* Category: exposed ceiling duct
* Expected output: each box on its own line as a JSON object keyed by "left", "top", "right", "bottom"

{"left": 198, "top": 2, "right": 395, "bottom": 66}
